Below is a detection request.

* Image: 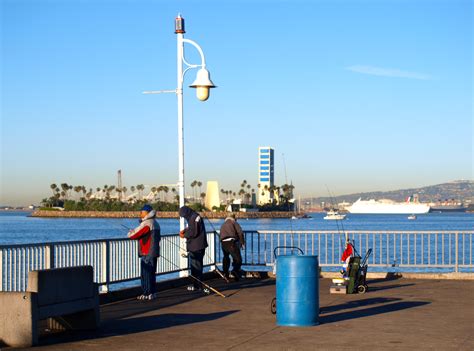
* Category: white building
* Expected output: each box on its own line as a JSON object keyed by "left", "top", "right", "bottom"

{"left": 257, "top": 146, "right": 274, "bottom": 205}
{"left": 205, "top": 181, "right": 220, "bottom": 210}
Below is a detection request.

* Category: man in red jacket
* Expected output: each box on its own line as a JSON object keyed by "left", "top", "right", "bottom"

{"left": 340, "top": 239, "right": 354, "bottom": 276}
{"left": 128, "top": 204, "right": 161, "bottom": 301}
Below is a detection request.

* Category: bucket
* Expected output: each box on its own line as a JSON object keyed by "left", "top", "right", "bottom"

{"left": 276, "top": 255, "right": 319, "bottom": 326}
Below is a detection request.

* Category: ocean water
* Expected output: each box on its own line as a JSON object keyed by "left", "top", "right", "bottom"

{"left": 0, "top": 211, "right": 472, "bottom": 245}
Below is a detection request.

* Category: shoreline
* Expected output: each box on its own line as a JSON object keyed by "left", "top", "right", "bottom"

{"left": 30, "top": 210, "right": 304, "bottom": 219}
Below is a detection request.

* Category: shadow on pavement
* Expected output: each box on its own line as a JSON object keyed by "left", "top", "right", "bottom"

{"left": 320, "top": 297, "right": 401, "bottom": 314}
{"left": 368, "top": 283, "right": 415, "bottom": 292}
{"left": 320, "top": 301, "right": 430, "bottom": 324}
{"left": 39, "top": 310, "right": 239, "bottom": 346}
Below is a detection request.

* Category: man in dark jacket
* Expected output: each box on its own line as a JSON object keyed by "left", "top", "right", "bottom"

{"left": 179, "top": 206, "right": 209, "bottom": 293}
{"left": 128, "top": 204, "right": 161, "bottom": 300}
{"left": 220, "top": 214, "right": 245, "bottom": 280}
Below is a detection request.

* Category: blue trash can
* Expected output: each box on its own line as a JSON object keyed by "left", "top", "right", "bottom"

{"left": 276, "top": 255, "right": 319, "bottom": 326}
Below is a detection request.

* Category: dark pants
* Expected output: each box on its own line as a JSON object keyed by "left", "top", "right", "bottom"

{"left": 222, "top": 240, "right": 242, "bottom": 275}
{"left": 189, "top": 249, "right": 205, "bottom": 289}
{"left": 140, "top": 256, "right": 158, "bottom": 295}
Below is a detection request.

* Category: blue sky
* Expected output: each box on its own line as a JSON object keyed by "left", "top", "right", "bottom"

{"left": 1, "top": 0, "right": 472, "bottom": 205}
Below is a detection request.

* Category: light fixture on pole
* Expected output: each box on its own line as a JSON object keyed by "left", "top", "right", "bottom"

{"left": 144, "top": 14, "right": 216, "bottom": 273}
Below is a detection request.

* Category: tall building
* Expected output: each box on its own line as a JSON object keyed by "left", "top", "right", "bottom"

{"left": 258, "top": 146, "right": 274, "bottom": 205}
{"left": 205, "top": 181, "right": 220, "bottom": 210}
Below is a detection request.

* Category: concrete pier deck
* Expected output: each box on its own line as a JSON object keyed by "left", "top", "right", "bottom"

{"left": 12, "top": 277, "right": 474, "bottom": 350}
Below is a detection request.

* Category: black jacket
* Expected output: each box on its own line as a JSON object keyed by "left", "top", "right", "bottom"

{"left": 220, "top": 217, "right": 245, "bottom": 245}
{"left": 179, "top": 206, "right": 208, "bottom": 252}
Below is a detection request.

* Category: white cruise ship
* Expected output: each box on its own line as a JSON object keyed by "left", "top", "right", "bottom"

{"left": 347, "top": 198, "right": 430, "bottom": 214}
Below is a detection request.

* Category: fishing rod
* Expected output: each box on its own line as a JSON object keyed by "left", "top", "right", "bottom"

{"left": 118, "top": 223, "right": 226, "bottom": 298}
{"left": 325, "top": 185, "right": 347, "bottom": 253}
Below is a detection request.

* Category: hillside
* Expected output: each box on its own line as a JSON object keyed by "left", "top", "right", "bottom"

{"left": 308, "top": 180, "right": 473, "bottom": 205}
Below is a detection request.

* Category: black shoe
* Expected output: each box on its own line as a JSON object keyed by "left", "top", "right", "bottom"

{"left": 230, "top": 271, "right": 240, "bottom": 281}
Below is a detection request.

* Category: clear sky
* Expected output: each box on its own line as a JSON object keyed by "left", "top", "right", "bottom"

{"left": 1, "top": 0, "right": 472, "bottom": 206}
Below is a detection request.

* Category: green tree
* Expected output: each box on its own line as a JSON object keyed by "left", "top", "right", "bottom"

{"left": 50, "top": 183, "right": 57, "bottom": 197}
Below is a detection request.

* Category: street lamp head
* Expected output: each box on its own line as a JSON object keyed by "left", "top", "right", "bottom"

{"left": 189, "top": 68, "right": 216, "bottom": 101}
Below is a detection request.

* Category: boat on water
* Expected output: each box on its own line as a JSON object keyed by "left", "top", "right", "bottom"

{"left": 291, "top": 214, "right": 312, "bottom": 220}
{"left": 347, "top": 197, "right": 430, "bottom": 214}
{"left": 407, "top": 214, "right": 417, "bottom": 220}
{"left": 324, "top": 210, "right": 346, "bottom": 220}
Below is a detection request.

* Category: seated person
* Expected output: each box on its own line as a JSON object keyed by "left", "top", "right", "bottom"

{"left": 340, "top": 240, "right": 354, "bottom": 276}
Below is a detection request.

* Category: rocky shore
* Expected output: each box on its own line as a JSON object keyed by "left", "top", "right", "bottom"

{"left": 31, "top": 210, "right": 302, "bottom": 219}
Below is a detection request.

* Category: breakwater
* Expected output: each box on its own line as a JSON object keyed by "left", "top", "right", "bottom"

{"left": 31, "top": 210, "right": 301, "bottom": 219}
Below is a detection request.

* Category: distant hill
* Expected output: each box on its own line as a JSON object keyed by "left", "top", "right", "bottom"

{"left": 307, "top": 180, "right": 473, "bottom": 205}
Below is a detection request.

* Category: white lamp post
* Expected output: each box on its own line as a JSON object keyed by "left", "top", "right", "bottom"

{"left": 144, "top": 14, "right": 215, "bottom": 273}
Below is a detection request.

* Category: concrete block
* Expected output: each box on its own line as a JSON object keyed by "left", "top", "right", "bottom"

{"left": 0, "top": 292, "right": 38, "bottom": 347}
{"left": 28, "top": 266, "right": 95, "bottom": 306}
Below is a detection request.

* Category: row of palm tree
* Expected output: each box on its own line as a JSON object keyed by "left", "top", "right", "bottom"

{"left": 46, "top": 179, "right": 295, "bottom": 208}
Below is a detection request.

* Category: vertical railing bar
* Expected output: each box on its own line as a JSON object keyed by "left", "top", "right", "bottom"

{"left": 0, "top": 249, "right": 4, "bottom": 291}
{"left": 455, "top": 232, "right": 459, "bottom": 273}
{"left": 449, "top": 233, "right": 452, "bottom": 267}
{"left": 442, "top": 233, "right": 445, "bottom": 265}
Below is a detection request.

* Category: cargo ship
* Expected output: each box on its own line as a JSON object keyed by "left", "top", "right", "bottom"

{"left": 347, "top": 197, "right": 430, "bottom": 214}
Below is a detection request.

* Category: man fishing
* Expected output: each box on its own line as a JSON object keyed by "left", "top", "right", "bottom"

{"left": 128, "top": 204, "right": 161, "bottom": 301}
{"left": 179, "top": 206, "right": 210, "bottom": 294}
{"left": 219, "top": 214, "right": 245, "bottom": 281}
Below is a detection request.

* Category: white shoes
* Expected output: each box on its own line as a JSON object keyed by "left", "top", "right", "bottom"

{"left": 137, "top": 293, "right": 158, "bottom": 301}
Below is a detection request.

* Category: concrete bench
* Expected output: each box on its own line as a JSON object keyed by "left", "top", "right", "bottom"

{"left": 0, "top": 266, "right": 100, "bottom": 347}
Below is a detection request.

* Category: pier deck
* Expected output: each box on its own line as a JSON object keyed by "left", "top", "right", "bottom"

{"left": 14, "top": 277, "right": 474, "bottom": 350}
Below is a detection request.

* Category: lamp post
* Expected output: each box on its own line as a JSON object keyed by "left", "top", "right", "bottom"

{"left": 144, "top": 14, "right": 215, "bottom": 273}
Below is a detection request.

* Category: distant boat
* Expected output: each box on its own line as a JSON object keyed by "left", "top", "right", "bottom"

{"left": 407, "top": 214, "right": 417, "bottom": 220}
{"left": 324, "top": 210, "right": 346, "bottom": 220}
{"left": 347, "top": 198, "right": 430, "bottom": 214}
{"left": 291, "top": 214, "right": 312, "bottom": 220}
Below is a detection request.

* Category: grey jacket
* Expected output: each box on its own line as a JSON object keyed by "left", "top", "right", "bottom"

{"left": 219, "top": 217, "right": 245, "bottom": 245}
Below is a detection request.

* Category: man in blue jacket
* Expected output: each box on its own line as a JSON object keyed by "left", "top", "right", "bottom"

{"left": 128, "top": 204, "right": 161, "bottom": 300}
{"left": 179, "top": 206, "right": 209, "bottom": 294}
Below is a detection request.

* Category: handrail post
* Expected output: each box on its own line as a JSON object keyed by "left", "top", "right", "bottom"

{"left": 455, "top": 232, "right": 459, "bottom": 273}
{"left": 101, "top": 241, "right": 110, "bottom": 293}
{"left": 0, "top": 249, "right": 3, "bottom": 292}
{"left": 46, "top": 244, "right": 55, "bottom": 269}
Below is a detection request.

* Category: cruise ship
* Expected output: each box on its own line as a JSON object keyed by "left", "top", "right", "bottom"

{"left": 347, "top": 198, "right": 430, "bottom": 214}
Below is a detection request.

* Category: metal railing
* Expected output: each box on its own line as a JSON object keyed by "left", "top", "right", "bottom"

{"left": 1, "top": 230, "right": 473, "bottom": 292}
{"left": 0, "top": 232, "right": 217, "bottom": 292}
{"left": 236, "top": 231, "right": 474, "bottom": 273}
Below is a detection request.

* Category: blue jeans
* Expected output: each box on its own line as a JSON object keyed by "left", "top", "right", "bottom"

{"left": 140, "top": 256, "right": 158, "bottom": 295}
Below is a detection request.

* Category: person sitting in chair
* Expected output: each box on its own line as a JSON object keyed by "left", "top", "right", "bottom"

{"left": 340, "top": 239, "right": 354, "bottom": 277}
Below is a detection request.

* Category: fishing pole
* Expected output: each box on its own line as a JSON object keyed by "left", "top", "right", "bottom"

{"left": 119, "top": 223, "right": 226, "bottom": 298}
{"left": 325, "top": 185, "right": 346, "bottom": 253}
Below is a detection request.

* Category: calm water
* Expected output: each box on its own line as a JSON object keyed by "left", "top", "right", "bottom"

{"left": 0, "top": 211, "right": 472, "bottom": 245}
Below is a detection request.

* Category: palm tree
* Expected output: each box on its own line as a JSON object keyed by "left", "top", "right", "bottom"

{"left": 163, "top": 186, "right": 169, "bottom": 202}
{"left": 238, "top": 189, "right": 245, "bottom": 201}
{"left": 200, "top": 192, "right": 206, "bottom": 205}
{"left": 137, "top": 184, "right": 144, "bottom": 200}
{"left": 60, "top": 183, "right": 69, "bottom": 199}
{"left": 197, "top": 181, "right": 203, "bottom": 199}
{"left": 50, "top": 184, "right": 57, "bottom": 197}
{"left": 74, "top": 186, "right": 82, "bottom": 200}
{"left": 190, "top": 180, "right": 197, "bottom": 202}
